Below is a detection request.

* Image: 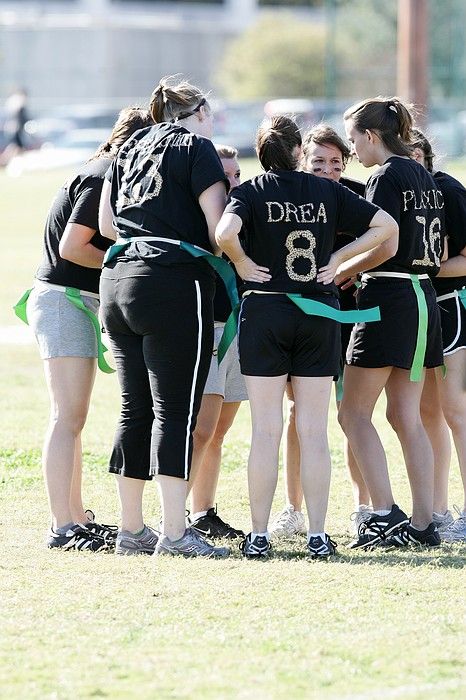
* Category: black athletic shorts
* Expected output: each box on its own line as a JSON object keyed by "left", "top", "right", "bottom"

{"left": 437, "top": 290, "right": 466, "bottom": 355}
{"left": 346, "top": 276, "right": 443, "bottom": 370}
{"left": 238, "top": 293, "right": 341, "bottom": 377}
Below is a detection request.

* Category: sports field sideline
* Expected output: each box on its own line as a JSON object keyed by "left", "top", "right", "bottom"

{"left": 0, "top": 163, "right": 465, "bottom": 699}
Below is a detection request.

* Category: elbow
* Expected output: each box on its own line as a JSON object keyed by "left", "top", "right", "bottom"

{"left": 58, "top": 239, "right": 74, "bottom": 262}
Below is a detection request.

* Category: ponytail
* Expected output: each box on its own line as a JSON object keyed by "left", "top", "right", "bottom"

{"left": 344, "top": 96, "right": 414, "bottom": 157}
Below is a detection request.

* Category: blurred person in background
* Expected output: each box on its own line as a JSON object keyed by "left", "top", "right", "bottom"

{"left": 99, "top": 75, "right": 231, "bottom": 559}
{"left": 22, "top": 107, "right": 152, "bottom": 552}
{"left": 409, "top": 128, "right": 466, "bottom": 542}
{"left": 0, "top": 87, "right": 29, "bottom": 165}
{"left": 188, "top": 145, "right": 246, "bottom": 540}
{"left": 269, "top": 124, "right": 373, "bottom": 541}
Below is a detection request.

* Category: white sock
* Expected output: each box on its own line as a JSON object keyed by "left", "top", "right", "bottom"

{"left": 373, "top": 509, "right": 390, "bottom": 516}
{"left": 191, "top": 510, "right": 208, "bottom": 521}
{"left": 251, "top": 531, "right": 269, "bottom": 541}
{"left": 308, "top": 532, "right": 326, "bottom": 541}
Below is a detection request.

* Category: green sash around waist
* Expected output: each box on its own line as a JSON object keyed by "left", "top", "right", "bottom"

{"left": 13, "top": 287, "right": 115, "bottom": 374}
{"left": 217, "top": 293, "right": 382, "bottom": 365}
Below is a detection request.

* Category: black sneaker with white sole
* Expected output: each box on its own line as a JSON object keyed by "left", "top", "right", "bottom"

{"left": 190, "top": 507, "right": 245, "bottom": 539}
{"left": 385, "top": 521, "right": 441, "bottom": 547}
{"left": 83, "top": 510, "right": 118, "bottom": 544}
{"left": 350, "top": 504, "right": 409, "bottom": 550}
{"left": 307, "top": 534, "right": 337, "bottom": 559}
{"left": 47, "top": 524, "right": 111, "bottom": 552}
{"left": 240, "top": 533, "right": 272, "bottom": 558}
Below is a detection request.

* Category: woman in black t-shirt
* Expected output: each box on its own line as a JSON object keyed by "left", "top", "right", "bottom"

{"left": 26, "top": 107, "right": 153, "bottom": 552}
{"left": 99, "top": 75, "right": 230, "bottom": 559}
{"left": 339, "top": 97, "right": 445, "bottom": 549}
{"left": 215, "top": 115, "right": 396, "bottom": 559}
{"left": 410, "top": 129, "right": 466, "bottom": 542}
{"left": 269, "top": 124, "right": 373, "bottom": 542}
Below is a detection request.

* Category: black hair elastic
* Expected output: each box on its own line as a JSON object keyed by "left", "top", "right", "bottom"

{"left": 172, "top": 98, "right": 206, "bottom": 122}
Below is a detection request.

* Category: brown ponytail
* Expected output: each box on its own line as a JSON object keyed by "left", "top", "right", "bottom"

{"left": 150, "top": 74, "right": 209, "bottom": 124}
{"left": 256, "top": 115, "right": 302, "bottom": 172}
{"left": 90, "top": 106, "right": 153, "bottom": 161}
{"left": 410, "top": 128, "right": 435, "bottom": 172}
{"left": 344, "top": 96, "right": 414, "bottom": 157}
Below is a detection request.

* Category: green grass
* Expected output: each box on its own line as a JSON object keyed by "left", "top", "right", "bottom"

{"left": 1, "top": 166, "right": 466, "bottom": 699}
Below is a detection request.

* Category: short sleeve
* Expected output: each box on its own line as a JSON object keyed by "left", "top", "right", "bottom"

{"left": 335, "top": 181, "right": 380, "bottom": 236}
{"left": 190, "top": 137, "right": 228, "bottom": 199}
{"left": 223, "top": 184, "right": 251, "bottom": 228}
{"left": 67, "top": 175, "right": 104, "bottom": 230}
{"left": 442, "top": 180, "right": 466, "bottom": 251}
{"left": 365, "top": 171, "right": 401, "bottom": 224}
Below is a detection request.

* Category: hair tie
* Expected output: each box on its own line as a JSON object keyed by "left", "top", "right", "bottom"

{"left": 389, "top": 105, "right": 397, "bottom": 113}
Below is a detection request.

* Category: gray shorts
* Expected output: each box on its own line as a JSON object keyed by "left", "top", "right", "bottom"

{"left": 27, "top": 280, "right": 100, "bottom": 359}
{"left": 203, "top": 324, "right": 248, "bottom": 402}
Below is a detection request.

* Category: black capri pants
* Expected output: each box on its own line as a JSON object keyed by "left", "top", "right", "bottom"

{"left": 100, "top": 258, "right": 215, "bottom": 481}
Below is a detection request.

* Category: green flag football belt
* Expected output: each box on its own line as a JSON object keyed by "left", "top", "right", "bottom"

{"left": 217, "top": 290, "right": 382, "bottom": 366}
{"left": 361, "top": 271, "right": 431, "bottom": 382}
{"left": 13, "top": 282, "right": 115, "bottom": 374}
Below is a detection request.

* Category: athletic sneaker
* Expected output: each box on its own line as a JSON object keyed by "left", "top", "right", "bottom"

{"left": 350, "top": 504, "right": 409, "bottom": 550}
{"left": 269, "top": 505, "right": 306, "bottom": 538}
{"left": 386, "top": 521, "right": 441, "bottom": 547}
{"left": 47, "top": 524, "right": 111, "bottom": 552}
{"left": 432, "top": 509, "right": 454, "bottom": 533}
{"left": 441, "top": 506, "right": 466, "bottom": 542}
{"left": 115, "top": 525, "right": 159, "bottom": 556}
{"left": 189, "top": 507, "right": 245, "bottom": 539}
{"left": 240, "top": 533, "right": 272, "bottom": 558}
{"left": 350, "top": 505, "right": 373, "bottom": 536}
{"left": 154, "top": 528, "right": 230, "bottom": 558}
{"left": 307, "top": 534, "right": 337, "bottom": 559}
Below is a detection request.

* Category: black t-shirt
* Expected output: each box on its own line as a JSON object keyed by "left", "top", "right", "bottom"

{"left": 36, "top": 157, "right": 113, "bottom": 294}
{"left": 333, "top": 175, "right": 366, "bottom": 251}
{"left": 108, "top": 123, "right": 228, "bottom": 266}
{"left": 431, "top": 170, "right": 466, "bottom": 295}
{"left": 365, "top": 156, "right": 445, "bottom": 275}
{"left": 224, "top": 169, "right": 378, "bottom": 297}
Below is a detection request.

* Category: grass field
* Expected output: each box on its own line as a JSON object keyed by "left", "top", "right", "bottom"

{"left": 1, "top": 163, "right": 466, "bottom": 700}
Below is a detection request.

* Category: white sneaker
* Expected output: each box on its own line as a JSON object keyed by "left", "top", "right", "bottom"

{"left": 441, "top": 506, "right": 466, "bottom": 542}
{"left": 269, "top": 505, "right": 306, "bottom": 538}
{"left": 432, "top": 509, "right": 454, "bottom": 533}
{"left": 350, "top": 504, "right": 373, "bottom": 536}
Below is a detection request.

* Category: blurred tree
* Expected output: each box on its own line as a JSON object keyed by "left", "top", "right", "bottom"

{"left": 216, "top": 16, "right": 327, "bottom": 99}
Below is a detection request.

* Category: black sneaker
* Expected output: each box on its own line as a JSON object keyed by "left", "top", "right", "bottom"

{"left": 351, "top": 504, "right": 409, "bottom": 550}
{"left": 190, "top": 506, "right": 245, "bottom": 539}
{"left": 84, "top": 521, "right": 118, "bottom": 546}
{"left": 386, "top": 521, "right": 441, "bottom": 547}
{"left": 307, "top": 534, "right": 337, "bottom": 559}
{"left": 240, "top": 533, "right": 272, "bottom": 558}
{"left": 47, "top": 524, "right": 111, "bottom": 552}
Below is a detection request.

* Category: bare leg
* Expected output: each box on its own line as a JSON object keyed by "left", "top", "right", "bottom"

{"left": 284, "top": 383, "right": 303, "bottom": 510}
{"left": 69, "top": 435, "right": 88, "bottom": 523}
{"left": 337, "top": 397, "right": 371, "bottom": 509}
{"left": 291, "top": 376, "right": 333, "bottom": 532}
{"left": 156, "top": 474, "right": 188, "bottom": 541}
{"left": 42, "top": 357, "right": 96, "bottom": 529}
{"left": 420, "top": 368, "right": 451, "bottom": 514}
{"left": 117, "top": 475, "right": 146, "bottom": 533}
{"left": 439, "top": 350, "right": 466, "bottom": 512}
{"left": 385, "top": 368, "right": 434, "bottom": 529}
{"left": 188, "top": 393, "right": 223, "bottom": 499}
{"left": 190, "top": 400, "right": 241, "bottom": 513}
{"left": 338, "top": 365, "right": 395, "bottom": 510}
{"left": 245, "top": 375, "right": 288, "bottom": 532}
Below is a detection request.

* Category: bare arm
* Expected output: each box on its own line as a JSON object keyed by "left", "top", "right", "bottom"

{"left": 59, "top": 223, "right": 105, "bottom": 268}
{"left": 437, "top": 243, "right": 466, "bottom": 276}
{"left": 215, "top": 212, "right": 271, "bottom": 283}
{"left": 198, "top": 181, "right": 227, "bottom": 255}
{"left": 318, "top": 209, "right": 399, "bottom": 285}
{"left": 98, "top": 179, "right": 117, "bottom": 242}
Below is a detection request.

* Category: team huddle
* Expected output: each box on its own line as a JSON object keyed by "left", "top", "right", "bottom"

{"left": 22, "top": 75, "right": 466, "bottom": 559}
